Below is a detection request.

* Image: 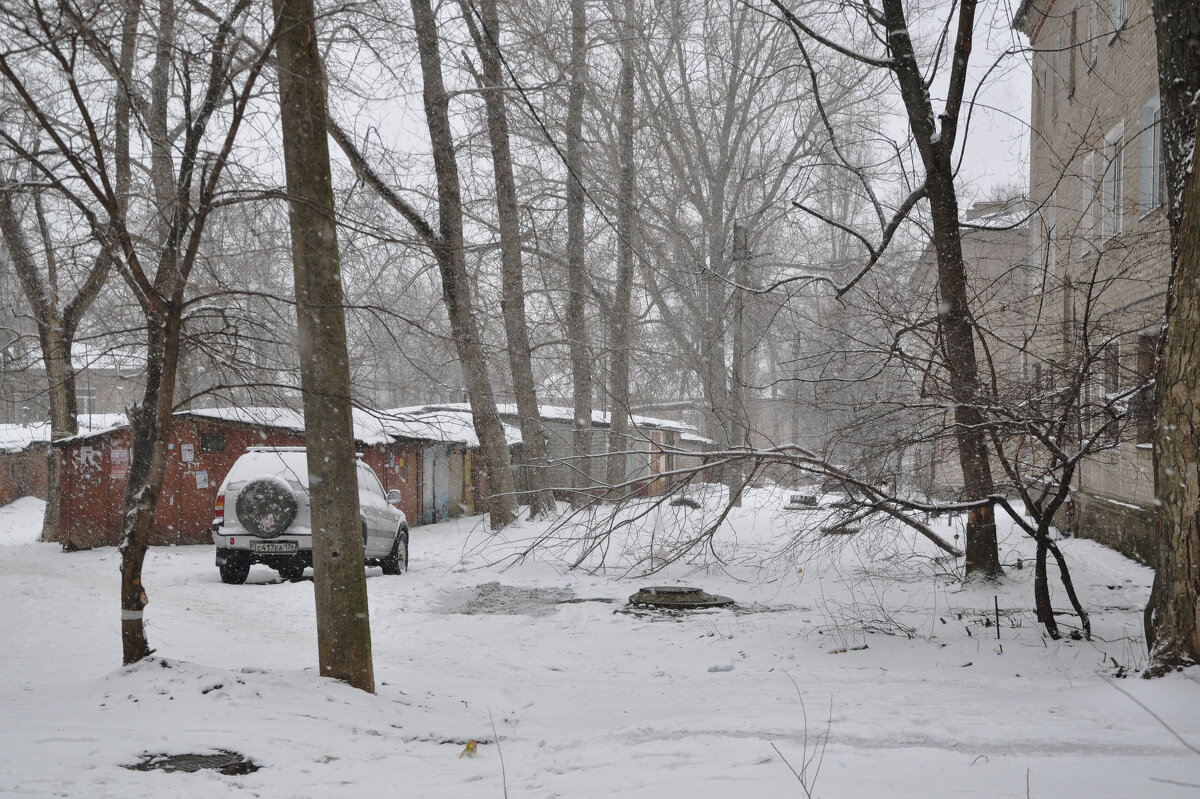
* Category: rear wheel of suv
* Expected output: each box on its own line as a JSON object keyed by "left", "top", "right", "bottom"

{"left": 381, "top": 529, "right": 408, "bottom": 575}
{"left": 235, "top": 478, "right": 298, "bottom": 537}
{"left": 219, "top": 554, "right": 251, "bottom": 584}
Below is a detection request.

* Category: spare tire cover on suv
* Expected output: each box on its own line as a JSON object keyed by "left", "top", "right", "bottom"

{"left": 235, "top": 477, "right": 299, "bottom": 537}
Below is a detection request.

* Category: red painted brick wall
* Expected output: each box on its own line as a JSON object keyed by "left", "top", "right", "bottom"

{"left": 53, "top": 415, "right": 427, "bottom": 549}
{"left": 0, "top": 448, "right": 49, "bottom": 506}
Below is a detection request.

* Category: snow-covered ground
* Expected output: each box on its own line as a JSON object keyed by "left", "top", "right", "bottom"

{"left": 2, "top": 489, "right": 1198, "bottom": 798}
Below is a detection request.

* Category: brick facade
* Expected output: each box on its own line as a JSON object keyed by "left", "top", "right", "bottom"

{"left": 51, "top": 414, "right": 427, "bottom": 550}
{"left": 1015, "top": 0, "right": 1166, "bottom": 559}
{"left": 0, "top": 448, "right": 48, "bottom": 507}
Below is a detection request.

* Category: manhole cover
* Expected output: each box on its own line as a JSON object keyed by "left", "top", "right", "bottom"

{"left": 628, "top": 586, "right": 734, "bottom": 609}
{"left": 125, "top": 750, "right": 259, "bottom": 775}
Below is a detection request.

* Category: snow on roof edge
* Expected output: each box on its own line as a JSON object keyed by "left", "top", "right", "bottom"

{"left": 396, "top": 402, "right": 709, "bottom": 441}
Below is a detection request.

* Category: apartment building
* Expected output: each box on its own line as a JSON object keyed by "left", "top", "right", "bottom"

{"left": 1014, "top": 0, "right": 1169, "bottom": 563}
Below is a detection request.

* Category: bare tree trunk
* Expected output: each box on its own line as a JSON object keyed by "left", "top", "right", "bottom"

{"left": 120, "top": 313, "right": 183, "bottom": 663}
{"left": 0, "top": 185, "right": 112, "bottom": 547}
{"left": 1033, "top": 534, "right": 1057, "bottom": 639}
{"left": 38, "top": 327, "right": 73, "bottom": 541}
{"left": 880, "top": 0, "right": 1001, "bottom": 579}
{"left": 1153, "top": 2, "right": 1200, "bottom": 260}
{"left": 0, "top": 192, "right": 77, "bottom": 543}
{"left": 729, "top": 223, "right": 750, "bottom": 506}
{"left": 566, "top": 0, "right": 593, "bottom": 506}
{"left": 460, "top": 0, "right": 555, "bottom": 519}
{"left": 605, "top": 0, "right": 636, "bottom": 496}
{"left": 114, "top": 0, "right": 266, "bottom": 665}
{"left": 928, "top": 170, "right": 1001, "bottom": 578}
{"left": 702, "top": 217, "right": 735, "bottom": 484}
{"left": 274, "top": 0, "right": 374, "bottom": 692}
{"left": 410, "top": 0, "right": 518, "bottom": 528}
{"left": 118, "top": 0, "right": 187, "bottom": 665}
{"left": 1146, "top": 0, "right": 1200, "bottom": 670}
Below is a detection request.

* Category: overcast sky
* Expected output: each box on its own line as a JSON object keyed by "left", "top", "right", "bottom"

{"left": 954, "top": 0, "right": 1033, "bottom": 203}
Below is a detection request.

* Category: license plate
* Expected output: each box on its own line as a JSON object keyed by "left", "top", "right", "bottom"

{"left": 251, "top": 541, "right": 298, "bottom": 554}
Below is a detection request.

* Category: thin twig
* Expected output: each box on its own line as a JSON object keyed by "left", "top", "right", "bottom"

{"left": 1102, "top": 676, "right": 1200, "bottom": 756}
{"left": 1151, "top": 776, "right": 1200, "bottom": 788}
{"left": 772, "top": 670, "right": 830, "bottom": 798}
{"left": 488, "top": 709, "right": 509, "bottom": 799}
{"left": 770, "top": 742, "right": 809, "bottom": 797}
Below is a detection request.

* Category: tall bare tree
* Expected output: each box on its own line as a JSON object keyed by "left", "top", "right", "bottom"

{"left": 274, "top": 0, "right": 375, "bottom": 692}
{"left": 604, "top": 0, "right": 637, "bottom": 496}
{"left": 1146, "top": 0, "right": 1200, "bottom": 670}
{"left": 459, "top": 0, "right": 555, "bottom": 519}
{"left": 565, "top": 0, "right": 593, "bottom": 506}
{"left": 0, "top": 182, "right": 110, "bottom": 544}
{"left": 771, "top": 0, "right": 1003, "bottom": 578}
{"left": 325, "top": 4, "right": 520, "bottom": 529}
{"left": 623, "top": 0, "right": 850, "bottom": 503}
{"left": 409, "top": 0, "right": 519, "bottom": 527}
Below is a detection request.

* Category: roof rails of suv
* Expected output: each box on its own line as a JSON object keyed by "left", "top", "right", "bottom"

{"left": 245, "top": 446, "right": 364, "bottom": 458}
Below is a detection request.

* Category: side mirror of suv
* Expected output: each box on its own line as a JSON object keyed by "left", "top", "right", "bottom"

{"left": 386, "top": 489, "right": 403, "bottom": 505}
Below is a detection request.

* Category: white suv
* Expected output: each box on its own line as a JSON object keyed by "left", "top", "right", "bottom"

{"left": 212, "top": 447, "right": 408, "bottom": 584}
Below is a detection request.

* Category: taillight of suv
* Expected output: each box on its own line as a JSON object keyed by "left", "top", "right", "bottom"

{"left": 214, "top": 492, "right": 225, "bottom": 526}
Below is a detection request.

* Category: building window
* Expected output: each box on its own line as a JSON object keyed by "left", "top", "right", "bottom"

{"left": 1070, "top": 283, "right": 1080, "bottom": 352}
{"left": 200, "top": 431, "right": 226, "bottom": 453}
{"left": 1068, "top": 10, "right": 1077, "bottom": 98}
{"left": 1140, "top": 95, "right": 1165, "bottom": 214}
{"left": 1102, "top": 341, "right": 1120, "bottom": 395}
{"left": 77, "top": 387, "right": 97, "bottom": 416}
{"left": 1034, "top": 67, "right": 1046, "bottom": 134}
{"left": 1087, "top": 4, "right": 1099, "bottom": 70}
{"left": 1081, "top": 151, "right": 1096, "bottom": 249}
{"left": 1045, "top": 191, "right": 1057, "bottom": 279}
{"left": 1134, "top": 334, "right": 1156, "bottom": 444}
{"left": 1100, "top": 341, "right": 1121, "bottom": 444}
{"left": 1108, "top": 0, "right": 1129, "bottom": 40}
{"left": 1029, "top": 219, "right": 1041, "bottom": 291}
{"left": 1103, "top": 123, "right": 1124, "bottom": 239}
{"left": 1044, "top": 48, "right": 1058, "bottom": 129}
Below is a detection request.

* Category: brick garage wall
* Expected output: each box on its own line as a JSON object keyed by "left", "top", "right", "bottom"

{"left": 53, "top": 422, "right": 310, "bottom": 549}
{"left": 1073, "top": 489, "right": 1157, "bottom": 567}
{"left": 0, "top": 448, "right": 49, "bottom": 506}
{"left": 52, "top": 416, "right": 432, "bottom": 549}
{"left": 359, "top": 441, "right": 423, "bottom": 525}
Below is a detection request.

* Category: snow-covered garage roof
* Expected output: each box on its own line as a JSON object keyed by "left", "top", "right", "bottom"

{"left": 397, "top": 402, "right": 708, "bottom": 442}
{"left": 377, "top": 407, "right": 522, "bottom": 448}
